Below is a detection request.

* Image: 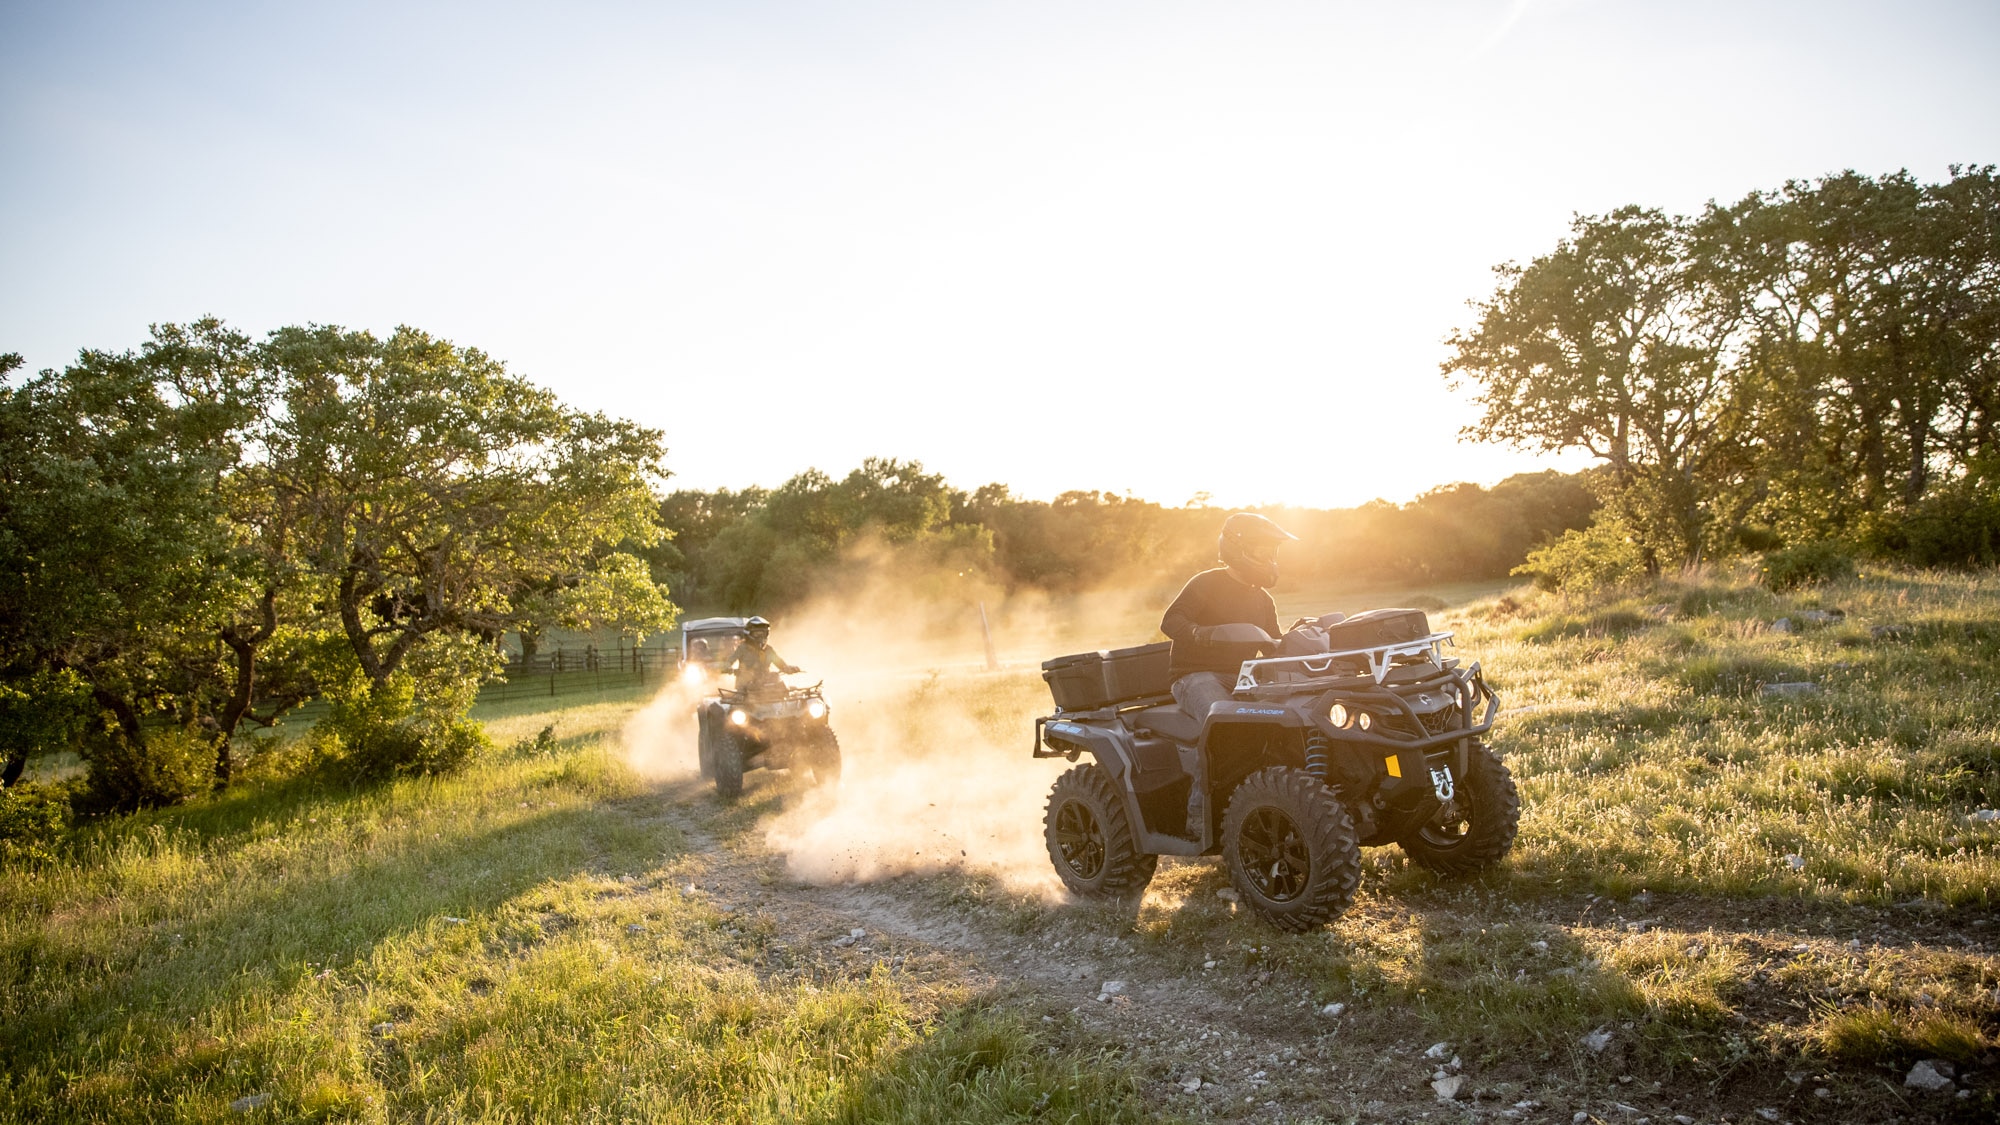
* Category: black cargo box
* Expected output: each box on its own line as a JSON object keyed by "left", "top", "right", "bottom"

{"left": 1103, "top": 642, "right": 1172, "bottom": 701}
{"left": 1042, "top": 651, "right": 1112, "bottom": 711}
{"left": 1321, "top": 608, "right": 1431, "bottom": 650}
{"left": 1042, "top": 642, "right": 1176, "bottom": 711}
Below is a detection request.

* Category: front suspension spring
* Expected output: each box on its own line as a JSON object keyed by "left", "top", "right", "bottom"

{"left": 1304, "top": 730, "right": 1331, "bottom": 779}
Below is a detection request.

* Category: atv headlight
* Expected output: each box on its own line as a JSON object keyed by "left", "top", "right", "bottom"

{"left": 729, "top": 708, "right": 749, "bottom": 726}
{"left": 1356, "top": 711, "right": 1373, "bottom": 732}
{"left": 806, "top": 699, "right": 827, "bottom": 719}
{"left": 681, "top": 663, "right": 705, "bottom": 684}
{"left": 1328, "top": 702, "right": 1351, "bottom": 728}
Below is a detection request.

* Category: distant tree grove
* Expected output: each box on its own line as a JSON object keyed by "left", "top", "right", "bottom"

{"left": 1446, "top": 166, "right": 2000, "bottom": 580}
{"left": 639, "top": 459, "right": 1601, "bottom": 613}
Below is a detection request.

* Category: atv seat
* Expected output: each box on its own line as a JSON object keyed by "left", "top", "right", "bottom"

{"left": 1133, "top": 704, "right": 1202, "bottom": 744}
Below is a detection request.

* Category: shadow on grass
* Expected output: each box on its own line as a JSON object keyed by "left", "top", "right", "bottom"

{"left": 2, "top": 798, "right": 676, "bottom": 1076}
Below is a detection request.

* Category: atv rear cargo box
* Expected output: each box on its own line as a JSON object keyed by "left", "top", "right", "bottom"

{"left": 1042, "top": 652, "right": 1112, "bottom": 711}
{"left": 1102, "top": 642, "right": 1172, "bottom": 701}
{"left": 1042, "top": 642, "right": 1175, "bottom": 711}
{"left": 1321, "top": 608, "right": 1431, "bottom": 650}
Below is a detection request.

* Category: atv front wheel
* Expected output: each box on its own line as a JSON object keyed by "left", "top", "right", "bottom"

{"left": 696, "top": 709, "right": 716, "bottom": 779}
{"left": 713, "top": 728, "right": 746, "bottom": 799}
{"left": 1043, "top": 764, "right": 1157, "bottom": 899}
{"left": 804, "top": 728, "right": 841, "bottom": 788}
{"left": 1396, "top": 742, "right": 1518, "bottom": 875}
{"left": 1222, "top": 766, "right": 1361, "bottom": 932}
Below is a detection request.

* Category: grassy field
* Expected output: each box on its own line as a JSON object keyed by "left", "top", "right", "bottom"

{"left": 2, "top": 566, "right": 1996, "bottom": 1122}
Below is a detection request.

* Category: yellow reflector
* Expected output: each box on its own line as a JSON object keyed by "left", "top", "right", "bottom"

{"left": 1385, "top": 755, "right": 1402, "bottom": 778}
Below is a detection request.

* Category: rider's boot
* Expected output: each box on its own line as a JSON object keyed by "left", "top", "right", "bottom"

{"left": 1183, "top": 785, "right": 1206, "bottom": 842}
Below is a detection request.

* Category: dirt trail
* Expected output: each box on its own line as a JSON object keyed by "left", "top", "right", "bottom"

{"left": 641, "top": 773, "right": 1990, "bottom": 1124}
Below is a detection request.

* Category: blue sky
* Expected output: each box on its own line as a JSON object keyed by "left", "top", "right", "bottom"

{"left": 3, "top": 1, "right": 1996, "bottom": 508}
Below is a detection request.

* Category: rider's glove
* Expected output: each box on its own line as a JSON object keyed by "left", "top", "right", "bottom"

{"left": 1189, "top": 625, "right": 1214, "bottom": 645}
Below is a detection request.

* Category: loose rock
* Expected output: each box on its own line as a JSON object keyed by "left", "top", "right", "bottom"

{"left": 229, "top": 1093, "right": 272, "bottom": 1112}
{"left": 1424, "top": 1041, "right": 1451, "bottom": 1059}
{"left": 1580, "top": 1027, "right": 1614, "bottom": 1054}
{"left": 1432, "top": 1075, "right": 1464, "bottom": 1101}
{"left": 1319, "top": 1002, "right": 1346, "bottom": 1017}
{"left": 1905, "top": 1059, "right": 1955, "bottom": 1091}
{"left": 1761, "top": 681, "right": 1819, "bottom": 696}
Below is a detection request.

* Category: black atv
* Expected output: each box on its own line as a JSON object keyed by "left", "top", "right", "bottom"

{"left": 697, "top": 681, "right": 841, "bottom": 798}
{"left": 1032, "top": 609, "right": 1517, "bottom": 931}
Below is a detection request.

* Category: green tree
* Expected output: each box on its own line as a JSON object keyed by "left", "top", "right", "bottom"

{"left": 258, "top": 325, "right": 672, "bottom": 771}
{"left": 0, "top": 326, "right": 261, "bottom": 805}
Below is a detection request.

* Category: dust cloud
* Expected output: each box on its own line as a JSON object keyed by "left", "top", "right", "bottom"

{"left": 618, "top": 538, "right": 1181, "bottom": 893}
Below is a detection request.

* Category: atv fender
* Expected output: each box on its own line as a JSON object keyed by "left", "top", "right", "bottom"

{"left": 1199, "top": 703, "right": 1310, "bottom": 795}
{"left": 1037, "top": 718, "right": 1205, "bottom": 857}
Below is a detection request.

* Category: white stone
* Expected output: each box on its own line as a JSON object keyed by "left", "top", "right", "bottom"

{"left": 1762, "top": 681, "right": 1819, "bottom": 696}
{"left": 1432, "top": 1075, "right": 1464, "bottom": 1101}
{"left": 1784, "top": 854, "right": 1807, "bottom": 870}
{"left": 1580, "top": 1027, "right": 1614, "bottom": 1053}
{"left": 849, "top": 928, "right": 865, "bottom": 939}
{"left": 1100, "top": 980, "right": 1127, "bottom": 996}
{"left": 1320, "top": 1002, "right": 1346, "bottom": 1017}
{"left": 1905, "top": 1060, "right": 1954, "bottom": 1091}
{"left": 1424, "top": 1041, "right": 1451, "bottom": 1059}
{"left": 1217, "top": 888, "right": 1241, "bottom": 902}
{"left": 1179, "top": 1073, "right": 1202, "bottom": 1094}
{"left": 230, "top": 1093, "right": 272, "bottom": 1112}
{"left": 1970, "top": 808, "right": 1999, "bottom": 823}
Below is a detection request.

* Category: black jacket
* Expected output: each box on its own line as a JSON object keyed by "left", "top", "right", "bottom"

{"left": 1160, "top": 568, "right": 1278, "bottom": 676}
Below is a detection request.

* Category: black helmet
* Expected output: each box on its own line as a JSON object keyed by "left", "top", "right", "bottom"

{"left": 1218, "top": 512, "right": 1296, "bottom": 589}
{"left": 745, "top": 616, "right": 771, "bottom": 643}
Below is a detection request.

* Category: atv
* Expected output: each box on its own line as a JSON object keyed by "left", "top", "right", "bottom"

{"left": 697, "top": 680, "right": 841, "bottom": 798}
{"left": 1032, "top": 608, "right": 1517, "bottom": 931}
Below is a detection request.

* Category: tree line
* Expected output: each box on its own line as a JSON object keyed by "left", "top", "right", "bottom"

{"left": 1446, "top": 166, "right": 2000, "bottom": 582}
{"left": 642, "top": 459, "right": 1600, "bottom": 613}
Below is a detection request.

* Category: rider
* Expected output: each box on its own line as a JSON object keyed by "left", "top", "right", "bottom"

{"left": 1160, "top": 513, "right": 1295, "bottom": 832}
{"left": 726, "top": 616, "right": 799, "bottom": 694}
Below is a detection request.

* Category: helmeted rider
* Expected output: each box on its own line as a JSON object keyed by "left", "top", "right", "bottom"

{"left": 726, "top": 616, "right": 799, "bottom": 694}
{"left": 1159, "top": 512, "right": 1296, "bottom": 833}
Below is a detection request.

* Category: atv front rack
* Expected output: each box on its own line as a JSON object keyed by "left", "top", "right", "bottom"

{"left": 1234, "top": 632, "right": 1457, "bottom": 691}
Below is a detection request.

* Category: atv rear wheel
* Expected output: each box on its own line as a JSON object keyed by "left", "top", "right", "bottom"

{"left": 1222, "top": 766, "right": 1360, "bottom": 932}
{"left": 1396, "top": 742, "right": 1518, "bottom": 875}
{"left": 713, "top": 728, "right": 745, "bottom": 799}
{"left": 1043, "top": 764, "right": 1157, "bottom": 898}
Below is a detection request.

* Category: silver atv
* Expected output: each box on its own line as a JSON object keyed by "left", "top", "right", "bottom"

{"left": 1032, "top": 609, "right": 1517, "bottom": 931}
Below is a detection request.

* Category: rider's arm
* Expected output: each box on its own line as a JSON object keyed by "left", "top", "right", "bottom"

{"left": 768, "top": 647, "right": 799, "bottom": 674}
{"left": 1161, "top": 574, "right": 1216, "bottom": 645}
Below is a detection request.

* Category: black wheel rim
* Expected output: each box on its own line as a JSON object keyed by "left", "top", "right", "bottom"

{"left": 1239, "top": 806, "right": 1310, "bottom": 902}
{"left": 1054, "top": 799, "right": 1106, "bottom": 880}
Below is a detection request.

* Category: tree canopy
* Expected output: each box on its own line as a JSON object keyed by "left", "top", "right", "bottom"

{"left": 1446, "top": 167, "right": 2000, "bottom": 569}
{"left": 0, "top": 321, "right": 676, "bottom": 805}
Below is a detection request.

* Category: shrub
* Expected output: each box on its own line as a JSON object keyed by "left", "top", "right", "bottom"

{"left": 1757, "top": 542, "right": 1855, "bottom": 592}
{"left": 1511, "top": 517, "right": 1646, "bottom": 592}
{"left": 317, "top": 633, "right": 500, "bottom": 781}
{"left": 0, "top": 780, "right": 77, "bottom": 866}
{"left": 80, "top": 725, "right": 213, "bottom": 812}
{"left": 1860, "top": 478, "right": 2000, "bottom": 568}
